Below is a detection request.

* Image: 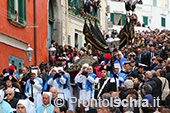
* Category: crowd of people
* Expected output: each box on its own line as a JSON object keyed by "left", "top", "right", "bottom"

{"left": 0, "top": 28, "right": 170, "bottom": 113}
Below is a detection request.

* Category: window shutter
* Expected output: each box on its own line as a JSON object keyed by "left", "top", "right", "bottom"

{"left": 23, "top": 0, "right": 27, "bottom": 25}
{"left": 161, "top": 17, "right": 165, "bottom": 27}
{"left": 8, "top": 0, "right": 15, "bottom": 20}
{"left": 122, "top": 14, "right": 126, "bottom": 25}
{"left": 143, "top": 16, "right": 148, "bottom": 25}
{"left": 110, "top": 13, "right": 114, "bottom": 25}
{"left": 18, "top": 0, "right": 24, "bottom": 24}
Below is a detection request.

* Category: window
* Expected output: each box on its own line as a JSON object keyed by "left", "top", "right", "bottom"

{"left": 68, "top": 35, "right": 71, "bottom": 45}
{"left": 8, "top": 0, "right": 27, "bottom": 25}
{"left": 153, "top": 0, "right": 157, "bottom": 6}
{"left": 161, "top": 17, "right": 166, "bottom": 27}
{"left": 49, "top": 0, "right": 54, "bottom": 22}
{"left": 110, "top": 13, "right": 126, "bottom": 25}
{"left": 143, "top": 16, "right": 148, "bottom": 25}
{"left": 9, "top": 55, "right": 24, "bottom": 74}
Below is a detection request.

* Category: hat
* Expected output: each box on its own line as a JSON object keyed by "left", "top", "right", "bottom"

{"left": 9, "top": 65, "right": 15, "bottom": 76}
{"left": 60, "top": 57, "right": 67, "bottom": 61}
{"left": 138, "top": 63, "right": 147, "bottom": 68}
{"left": 123, "top": 61, "right": 131, "bottom": 65}
{"left": 152, "top": 56, "right": 156, "bottom": 60}
{"left": 130, "top": 57, "right": 135, "bottom": 62}
{"left": 46, "top": 64, "right": 51, "bottom": 69}
{"left": 43, "top": 92, "right": 52, "bottom": 104}
{"left": 114, "top": 63, "right": 120, "bottom": 69}
{"left": 17, "top": 99, "right": 35, "bottom": 113}
{"left": 99, "top": 65, "right": 111, "bottom": 71}
{"left": 3, "top": 75, "right": 17, "bottom": 82}
{"left": 104, "top": 54, "right": 111, "bottom": 65}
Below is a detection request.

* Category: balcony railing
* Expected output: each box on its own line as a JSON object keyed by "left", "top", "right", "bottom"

{"left": 68, "top": 1, "right": 100, "bottom": 23}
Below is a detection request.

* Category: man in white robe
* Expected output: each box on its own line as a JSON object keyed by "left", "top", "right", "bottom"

{"left": 75, "top": 64, "right": 96, "bottom": 102}
{"left": 16, "top": 99, "right": 35, "bottom": 113}
{"left": 25, "top": 70, "right": 43, "bottom": 107}
{"left": 36, "top": 92, "right": 54, "bottom": 113}
{"left": 47, "top": 67, "right": 66, "bottom": 99}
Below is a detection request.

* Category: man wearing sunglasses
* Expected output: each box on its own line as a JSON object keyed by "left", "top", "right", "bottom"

{"left": 0, "top": 89, "right": 13, "bottom": 113}
{"left": 4, "top": 88, "right": 19, "bottom": 110}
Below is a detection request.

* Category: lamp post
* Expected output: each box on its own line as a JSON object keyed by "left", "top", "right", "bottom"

{"left": 49, "top": 44, "right": 56, "bottom": 66}
{"left": 25, "top": 44, "right": 34, "bottom": 99}
{"left": 25, "top": 44, "right": 33, "bottom": 67}
{"left": 106, "top": 36, "right": 120, "bottom": 66}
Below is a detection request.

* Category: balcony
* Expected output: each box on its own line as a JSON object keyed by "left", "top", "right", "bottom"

{"left": 68, "top": 1, "right": 100, "bottom": 23}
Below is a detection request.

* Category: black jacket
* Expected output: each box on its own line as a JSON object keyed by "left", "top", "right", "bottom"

{"left": 4, "top": 97, "right": 19, "bottom": 108}
{"left": 166, "top": 72, "right": 170, "bottom": 88}
{"left": 94, "top": 78, "right": 116, "bottom": 99}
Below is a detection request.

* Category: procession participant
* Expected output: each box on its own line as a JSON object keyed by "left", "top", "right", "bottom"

{"left": 57, "top": 66, "right": 71, "bottom": 101}
{"left": 137, "top": 63, "right": 147, "bottom": 82}
{"left": 0, "top": 89, "right": 13, "bottom": 113}
{"left": 36, "top": 92, "right": 54, "bottom": 113}
{"left": 114, "top": 51, "right": 128, "bottom": 72}
{"left": 60, "top": 57, "right": 69, "bottom": 71}
{"left": 121, "top": 61, "right": 133, "bottom": 77}
{"left": 94, "top": 65, "right": 116, "bottom": 99}
{"left": 3, "top": 75, "right": 21, "bottom": 99}
{"left": 41, "top": 64, "right": 53, "bottom": 86}
{"left": 16, "top": 99, "right": 35, "bottom": 113}
{"left": 130, "top": 58, "right": 139, "bottom": 78}
{"left": 86, "top": 66, "right": 97, "bottom": 99}
{"left": 4, "top": 88, "right": 19, "bottom": 110}
{"left": 75, "top": 64, "right": 96, "bottom": 101}
{"left": 25, "top": 70, "right": 43, "bottom": 107}
{"left": 49, "top": 87, "right": 68, "bottom": 108}
{"left": 19, "top": 66, "right": 31, "bottom": 98}
{"left": 47, "top": 67, "right": 66, "bottom": 99}
{"left": 112, "top": 63, "right": 127, "bottom": 87}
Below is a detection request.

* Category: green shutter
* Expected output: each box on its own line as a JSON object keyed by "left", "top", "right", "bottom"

{"left": 110, "top": 13, "right": 114, "bottom": 25}
{"left": 18, "top": 0, "right": 24, "bottom": 24}
{"left": 8, "top": 0, "right": 15, "bottom": 20}
{"left": 18, "top": 0, "right": 26, "bottom": 25}
{"left": 143, "top": 16, "right": 148, "bottom": 25}
{"left": 122, "top": 14, "right": 126, "bottom": 25}
{"left": 161, "top": 17, "right": 165, "bottom": 27}
{"left": 23, "top": 0, "right": 27, "bottom": 25}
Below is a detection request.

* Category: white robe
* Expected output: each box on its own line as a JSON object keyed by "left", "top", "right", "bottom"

{"left": 47, "top": 76, "right": 66, "bottom": 99}
{"left": 75, "top": 74, "right": 95, "bottom": 102}
{"left": 25, "top": 78, "right": 43, "bottom": 107}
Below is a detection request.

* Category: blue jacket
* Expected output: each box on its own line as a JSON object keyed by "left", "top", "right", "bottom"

{"left": 143, "top": 94, "right": 153, "bottom": 106}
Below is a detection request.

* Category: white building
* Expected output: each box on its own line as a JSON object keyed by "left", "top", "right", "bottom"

{"left": 66, "top": 0, "right": 109, "bottom": 49}
{"left": 108, "top": 0, "right": 170, "bottom": 33}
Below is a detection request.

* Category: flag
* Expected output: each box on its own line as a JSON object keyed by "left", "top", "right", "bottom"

{"left": 118, "top": 18, "right": 135, "bottom": 49}
{"left": 118, "top": 21, "right": 129, "bottom": 49}
{"left": 94, "top": 21, "right": 108, "bottom": 46}
{"left": 83, "top": 20, "right": 110, "bottom": 53}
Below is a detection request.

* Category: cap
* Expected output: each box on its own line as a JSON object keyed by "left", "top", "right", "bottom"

{"left": 60, "top": 57, "right": 67, "bottom": 61}
{"left": 114, "top": 63, "right": 120, "bottom": 69}
{"left": 138, "top": 63, "right": 147, "bottom": 68}
{"left": 123, "top": 61, "right": 131, "bottom": 65}
{"left": 99, "top": 65, "right": 111, "bottom": 71}
{"left": 130, "top": 57, "right": 135, "bottom": 62}
{"left": 3, "top": 75, "right": 18, "bottom": 82}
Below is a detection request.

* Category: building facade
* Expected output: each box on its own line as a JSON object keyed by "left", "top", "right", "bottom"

{"left": 66, "top": 0, "right": 109, "bottom": 49}
{"left": 0, "top": 0, "right": 65, "bottom": 74}
{"left": 108, "top": 0, "right": 170, "bottom": 32}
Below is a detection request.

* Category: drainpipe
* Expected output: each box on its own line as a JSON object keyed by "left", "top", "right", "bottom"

{"left": 34, "top": 0, "right": 37, "bottom": 66}
{"left": 66, "top": 0, "right": 68, "bottom": 44}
